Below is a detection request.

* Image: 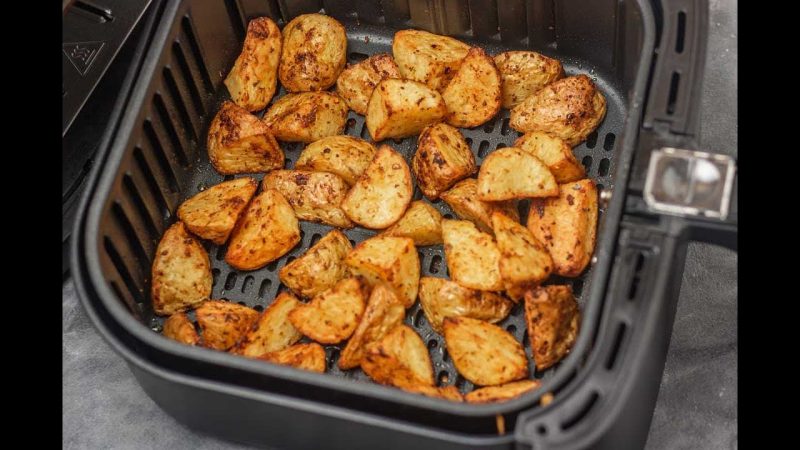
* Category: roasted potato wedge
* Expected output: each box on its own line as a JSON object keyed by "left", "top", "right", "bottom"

{"left": 258, "top": 343, "right": 326, "bottom": 373}
{"left": 443, "top": 316, "right": 528, "bottom": 386}
{"left": 492, "top": 211, "right": 553, "bottom": 296}
{"left": 341, "top": 145, "right": 413, "bottom": 229}
{"left": 365, "top": 79, "right": 447, "bottom": 141}
{"left": 392, "top": 29, "right": 470, "bottom": 92}
{"left": 418, "top": 277, "right": 513, "bottom": 334}
{"left": 225, "top": 189, "right": 301, "bottom": 271}
{"left": 339, "top": 283, "right": 406, "bottom": 370}
{"left": 288, "top": 277, "right": 368, "bottom": 344}
{"left": 262, "top": 170, "right": 353, "bottom": 228}
{"left": 279, "top": 230, "right": 353, "bottom": 299}
{"left": 403, "top": 384, "right": 464, "bottom": 402}
{"left": 412, "top": 123, "right": 476, "bottom": 200}
{"left": 381, "top": 200, "right": 443, "bottom": 246}
{"left": 235, "top": 292, "right": 303, "bottom": 357}
{"left": 151, "top": 222, "right": 212, "bottom": 316}
{"left": 494, "top": 51, "right": 563, "bottom": 109}
{"left": 336, "top": 53, "right": 401, "bottom": 115}
{"left": 196, "top": 300, "right": 259, "bottom": 351}
{"left": 527, "top": 179, "right": 598, "bottom": 277}
{"left": 162, "top": 313, "right": 200, "bottom": 345}
{"left": 465, "top": 380, "right": 541, "bottom": 403}
{"left": 344, "top": 236, "right": 420, "bottom": 308}
{"left": 177, "top": 178, "right": 258, "bottom": 245}
{"left": 208, "top": 101, "right": 284, "bottom": 175}
{"left": 477, "top": 147, "right": 558, "bottom": 201}
{"left": 224, "top": 17, "right": 281, "bottom": 111}
{"left": 362, "top": 324, "right": 435, "bottom": 388}
{"left": 441, "top": 219, "right": 503, "bottom": 291}
{"left": 510, "top": 75, "right": 607, "bottom": 146}
{"left": 524, "top": 285, "right": 580, "bottom": 370}
{"left": 278, "top": 13, "right": 347, "bottom": 92}
{"left": 262, "top": 92, "right": 348, "bottom": 143}
{"left": 440, "top": 178, "right": 519, "bottom": 233}
{"left": 295, "top": 135, "right": 377, "bottom": 186}
{"left": 442, "top": 47, "right": 502, "bottom": 128}
{"left": 514, "top": 132, "right": 585, "bottom": 183}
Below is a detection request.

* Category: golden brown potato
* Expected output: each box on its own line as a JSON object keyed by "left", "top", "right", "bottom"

{"left": 262, "top": 170, "right": 353, "bottom": 228}
{"left": 418, "top": 277, "right": 513, "bottom": 334}
{"left": 465, "top": 380, "right": 541, "bottom": 403}
{"left": 207, "top": 101, "right": 284, "bottom": 175}
{"left": 336, "top": 53, "right": 401, "bottom": 115}
{"left": 225, "top": 189, "right": 301, "bottom": 271}
{"left": 278, "top": 13, "right": 347, "bottom": 92}
{"left": 403, "top": 384, "right": 464, "bottom": 402}
{"left": 288, "top": 277, "right": 368, "bottom": 344}
{"left": 362, "top": 324, "right": 435, "bottom": 388}
{"left": 412, "top": 123, "right": 476, "bottom": 200}
{"left": 262, "top": 92, "right": 348, "bottom": 143}
{"left": 440, "top": 178, "right": 519, "bottom": 233}
{"left": 162, "top": 313, "right": 199, "bottom": 345}
{"left": 444, "top": 316, "right": 528, "bottom": 386}
{"left": 279, "top": 230, "right": 353, "bottom": 299}
{"left": 442, "top": 47, "right": 502, "bottom": 128}
{"left": 341, "top": 145, "right": 413, "bottom": 229}
{"left": 524, "top": 285, "right": 580, "bottom": 370}
{"left": 392, "top": 29, "right": 471, "bottom": 92}
{"left": 441, "top": 219, "right": 503, "bottom": 291}
{"left": 339, "top": 283, "right": 406, "bottom": 370}
{"left": 477, "top": 147, "right": 558, "bottom": 201}
{"left": 344, "top": 236, "right": 420, "bottom": 308}
{"left": 365, "top": 79, "right": 447, "bottom": 141}
{"left": 224, "top": 17, "right": 282, "bottom": 111}
{"left": 527, "top": 179, "right": 598, "bottom": 277}
{"left": 514, "top": 132, "right": 585, "bottom": 183}
{"left": 258, "top": 342, "right": 326, "bottom": 373}
{"left": 235, "top": 292, "right": 303, "bottom": 357}
{"left": 510, "top": 75, "right": 607, "bottom": 146}
{"left": 381, "top": 200, "right": 443, "bottom": 246}
{"left": 494, "top": 51, "right": 563, "bottom": 109}
{"left": 151, "top": 222, "right": 211, "bottom": 316}
{"left": 294, "top": 136, "right": 377, "bottom": 186}
{"left": 196, "top": 300, "right": 259, "bottom": 351}
{"left": 177, "top": 178, "right": 258, "bottom": 245}
{"left": 492, "top": 211, "right": 553, "bottom": 297}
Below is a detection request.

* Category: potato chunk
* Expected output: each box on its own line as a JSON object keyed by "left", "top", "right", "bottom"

{"left": 278, "top": 13, "right": 347, "bottom": 92}
{"left": 442, "top": 47, "right": 502, "bottom": 128}
{"left": 465, "top": 380, "right": 541, "bottom": 403}
{"left": 392, "top": 29, "right": 470, "bottom": 91}
{"left": 235, "top": 292, "right": 302, "bottom": 357}
{"left": 224, "top": 17, "right": 282, "bottom": 111}
{"left": 381, "top": 200, "right": 443, "bottom": 246}
{"left": 196, "top": 300, "right": 259, "bottom": 351}
{"left": 336, "top": 53, "right": 401, "bottom": 115}
{"left": 403, "top": 384, "right": 464, "bottom": 402}
{"left": 412, "top": 123, "right": 476, "bottom": 200}
{"left": 259, "top": 343, "right": 326, "bottom": 373}
{"left": 262, "top": 170, "right": 353, "bottom": 228}
{"left": 441, "top": 219, "right": 503, "bottom": 291}
{"left": 207, "top": 101, "right": 283, "bottom": 175}
{"left": 279, "top": 230, "right": 353, "bottom": 299}
{"left": 444, "top": 317, "right": 528, "bottom": 386}
{"left": 418, "top": 277, "right": 513, "bottom": 333}
{"left": 288, "top": 277, "right": 368, "bottom": 344}
{"left": 162, "top": 313, "right": 199, "bottom": 345}
{"left": 151, "top": 222, "right": 211, "bottom": 316}
{"left": 477, "top": 147, "right": 558, "bottom": 201}
{"left": 365, "top": 79, "right": 447, "bottom": 141}
{"left": 339, "top": 283, "right": 406, "bottom": 370}
{"left": 344, "top": 236, "right": 420, "bottom": 308}
{"left": 362, "top": 324, "right": 435, "bottom": 388}
{"left": 440, "top": 178, "right": 519, "bottom": 233}
{"left": 177, "top": 178, "right": 258, "bottom": 245}
{"left": 524, "top": 285, "right": 580, "bottom": 370}
{"left": 295, "top": 136, "right": 377, "bottom": 186}
{"left": 514, "top": 132, "right": 585, "bottom": 183}
{"left": 492, "top": 211, "right": 553, "bottom": 298}
{"left": 262, "top": 92, "right": 348, "bottom": 143}
{"left": 494, "top": 51, "right": 563, "bottom": 109}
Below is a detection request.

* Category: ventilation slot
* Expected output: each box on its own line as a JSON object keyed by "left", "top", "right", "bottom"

{"left": 428, "top": 254, "right": 443, "bottom": 274}
{"left": 259, "top": 279, "right": 273, "bottom": 298}
{"left": 224, "top": 0, "right": 246, "bottom": 40}
{"left": 109, "top": 280, "right": 140, "bottom": 319}
{"left": 142, "top": 123, "right": 181, "bottom": 195}
{"left": 348, "top": 52, "right": 369, "bottom": 63}
{"left": 603, "top": 133, "right": 616, "bottom": 151}
{"left": 560, "top": 392, "right": 599, "bottom": 430}
{"left": 675, "top": 11, "right": 686, "bottom": 54}
{"left": 161, "top": 69, "right": 199, "bottom": 146}
{"left": 598, "top": 158, "right": 610, "bottom": 176}
{"left": 605, "top": 322, "right": 627, "bottom": 370}
{"left": 111, "top": 203, "right": 151, "bottom": 278}
{"left": 152, "top": 95, "right": 191, "bottom": 167}
{"left": 104, "top": 237, "right": 144, "bottom": 306}
{"left": 667, "top": 72, "right": 680, "bottom": 115}
{"left": 585, "top": 131, "right": 598, "bottom": 149}
{"left": 224, "top": 272, "right": 238, "bottom": 291}
{"left": 132, "top": 148, "right": 171, "bottom": 228}
{"left": 122, "top": 175, "right": 160, "bottom": 250}
{"left": 172, "top": 42, "right": 208, "bottom": 117}
{"left": 242, "top": 275, "right": 255, "bottom": 293}
{"left": 180, "top": 16, "right": 214, "bottom": 93}
{"left": 627, "top": 251, "right": 646, "bottom": 301}
{"left": 478, "top": 141, "right": 491, "bottom": 158}
{"left": 581, "top": 155, "right": 593, "bottom": 172}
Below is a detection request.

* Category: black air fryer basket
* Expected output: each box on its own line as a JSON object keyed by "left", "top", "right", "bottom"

{"left": 70, "top": 0, "right": 737, "bottom": 448}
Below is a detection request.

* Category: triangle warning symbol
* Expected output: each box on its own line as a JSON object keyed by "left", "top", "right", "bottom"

{"left": 63, "top": 41, "right": 105, "bottom": 76}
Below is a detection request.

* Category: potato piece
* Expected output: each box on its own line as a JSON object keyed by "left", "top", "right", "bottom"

{"left": 224, "top": 17, "right": 281, "bottom": 111}
{"left": 442, "top": 47, "right": 502, "bottom": 128}
{"left": 440, "top": 178, "right": 519, "bottom": 233}
{"left": 441, "top": 220, "right": 503, "bottom": 291}
{"left": 162, "top": 313, "right": 199, "bottom": 345}
{"left": 341, "top": 145, "right": 413, "bottom": 229}
{"left": 262, "top": 170, "right": 353, "bottom": 228}
{"left": 151, "top": 222, "right": 212, "bottom": 316}
{"left": 278, "top": 13, "right": 347, "bottom": 92}
{"left": 524, "top": 285, "right": 580, "bottom": 370}
{"left": 339, "top": 283, "right": 406, "bottom": 370}
{"left": 362, "top": 324, "right": 435, "bottom": 388}
{"left": 225, "top": 189, "right": 301, "bottom": 271}
{"left": 477, "top": 147, "right": 558, "bottom": 201}
{"left": 262, "top": 92, "right": 348, "bottom": 143}
{"left": 336, "top": 53, "right": 401, "bottom": 115}
{"left": 279, "top": 230, "right": 353, "bottom": 299}
{"left": 258, "top": 343, "right": 326, "bottom": 373}
{"left": 295, "top": 136, "right": 377, "bottom": 186}
{"left": 196, "top": 300, "right": 259, "bottom": 351}
{"left": 344, "top": 236, "right": 420, "bottom": 307}
{"left": 392, "top": 29, "right": 471, "bottom": 92}
{"left": 403, "top": 384, "right": 464, "bottom": 402}
{"left": 514, "top": 132, "right": 585, "bottom": 183}
{"left": 444, "top": 317, "right": 528, "bottom": 386}
{"left": 235, "top": 292, "right": 303, "bottom": 357}
{"left": 381, "top": 200, "right": 443, "bottom": 246}
{"left": 465, "top": 380, "right": 541, "bottom": 403}
{"left": 418, "top": 277, "right": 513, "bottom": 333}
{"left": 527, "top": 179, "right": 598, "bottom": 277}
{"left": 494, "top": 51, "right": 563, "bottom": 109}
{"left": 412, "top": 123, "right": 476, "bottom": 200}
{"left": 492, "top": 211, "right": 553, "bottom": 296}
{"left": 365, "top": 79, "right": 447, "bottom": 141}
{"left": 177, "top": 178, "right": 258, "bottom": 245}
{"left": 208, "top": 101, "right": 284, "bottom": 175}
{"left": 510, "top": 75, "right": 607, "bottom": 146}
{"left": 288, "top": 278, "right": 368, "bottom": 344}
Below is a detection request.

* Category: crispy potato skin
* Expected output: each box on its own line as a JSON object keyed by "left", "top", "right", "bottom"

{"left": 514, "top": 132, "right": 585, "bottom": 183}
{"left": 344, "top": 236, "right": 420, "bottom": 308}
{"left": 262, "top": 92, "right": 348, "bottom": 143}
{"left": 295, "top": 136, "right": 377, "bottom": 186}
{"left": 336, "top": 53, "right": 401, "bottom": 115}
{"left": 208, "top": 101, "right": 284, "bottom": 175}
{"left": 362, "top": 324, "right": 435, "bottom": 388}
{"left": 288, "top": 277, "right": 368, "bottom": 344}
{"left": 259, "top": 343, "right": 326, "bottom": 373}
{"left": 224, "top": 17, "right": 282, "bottom": 111}
{"left": 465, "top": 380, "right": 541, "bottom": 403}
{"left": 418, "top": 277, "right": 513, "bottom": 333}
{"left": 162, "top": 313, "right": 200, "bottom": 345}
{"left": 392, "top": 29, "right": 471, "bottom": 92}
{"left": 477, "top": 147, "right": 559, "bottom": 201}
{"left": 524, "top": 285, "right": 580, "bottom": 370}
{"left": 177, "top": 178, "right": 258, "bottom": 245}
{"left": 441, "top": 219, "right": 503, "bottom": 291}
{"left": 279, "top": 230, "right": 353, "bottom": 299}
{"left": 339, "top": 283, "right": 406, "bottom": 369}
{"left": 510, "top": 75, "right": 607, "bottom": 146}
{"left": 235, "top": 292, "right": 303, "bottom": 357}
{"left": 263, "top": 170, "right": 353, "bottom": 228}
{"left": 412, "top": 123, "right": 476, "bottom": 200}
{"left": 442, "top": 47, "right": 502, "bottom": 128}
{"left": 278, "top": 14, "right": 347, "bottom": 92}
{"left": 527, "top": 179, "right": 598, "bottom": 277}
{"left": 491, "top": 211, "right": 553, "bottom": 301}
{"left": 381, "top": 200, "right": 443, "bottom": 246}
{"left": 151, "top": 222, "right": 212, "bottom": 316}
{"left": 440, "top": 178, "right": 519, "bottom": 233}
{"left": 225, "top": 189, "right": 301, "bottom": 271}
{"left": 366, "top": 79, "right": 447, "bottom": 141}
{"left": 494, "top": 51, "right": 563, "bottom": 109}
{"left": 196, "top": 300, "right": 260, "bottom": 351}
